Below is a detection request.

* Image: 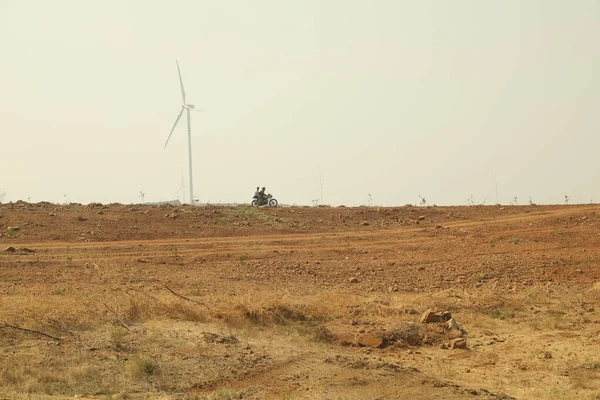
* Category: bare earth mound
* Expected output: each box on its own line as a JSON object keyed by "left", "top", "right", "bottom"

{"left": 1, "top": 202, "right": 599, "bottom": 399}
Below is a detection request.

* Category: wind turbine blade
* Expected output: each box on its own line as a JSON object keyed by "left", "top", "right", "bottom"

{"left": 164, "top": 108, "right": 184, "bottom": 148}
{"left": 176, "top": 60, "right": 186, "bottom": 104}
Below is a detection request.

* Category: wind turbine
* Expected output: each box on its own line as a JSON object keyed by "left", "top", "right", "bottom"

{"left": 164, "top": 60, "right": 198, "bottom": 205}
{"left": 173, "top": 169, "right": 186, "bottom": 204}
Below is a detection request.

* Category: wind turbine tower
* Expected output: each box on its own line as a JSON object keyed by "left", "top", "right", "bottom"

{"left": 164, "top": 60, "right": 197, "bottom": 205}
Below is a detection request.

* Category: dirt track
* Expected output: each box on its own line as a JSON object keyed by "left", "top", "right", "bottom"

{"left": 1, "top": 203, "right": 600, "bottom": 399}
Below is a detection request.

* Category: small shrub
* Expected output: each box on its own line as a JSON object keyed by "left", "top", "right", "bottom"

{"left": 110, "top": 327, "right": 128, "bottom": 349}
{"left": 312, "top": 325, "right": 336, "bottom": 343}
{"left": 123, "top": 298, "right": 141, "bottom": 322}
{"left": 238, "top": 304, "right": 316, "bottom": 326}
{"left": 126, "top": 355, "right": 160, "bottom": 379}
{"left": 191, "top": 281, "right": 204, "bottom": 295}
{"left": 240, "top": 306, "right": 270, "bottom": 325}
{"left": 385, "top": 323, "right": 424, "bottom": 347}
{"left": 272, "top": 305, "right": 314, "bottom": 326}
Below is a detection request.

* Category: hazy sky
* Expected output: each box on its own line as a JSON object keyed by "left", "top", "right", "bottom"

{"left": 1, "top": 1, "right": 599, "bottom": 206}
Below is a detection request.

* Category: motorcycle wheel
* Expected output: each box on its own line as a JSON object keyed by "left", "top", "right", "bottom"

{"left": 251, "top": 199, "right": 258, "bottom": 207}
{"left": 269, "top": 198, "right": 278, "bottom": 207}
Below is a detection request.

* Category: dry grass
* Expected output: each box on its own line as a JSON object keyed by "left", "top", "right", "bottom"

{"left": 0, "top": 353, "right": 115, "bottom": 396}
{"left": 204, "top": 388, "right": 245, "bottom": 400}
{"left": 1, "top": 285, "right": 598, "bottom": 399}
{"left": 2, "top": 269, "right": 599, "bottom": 399}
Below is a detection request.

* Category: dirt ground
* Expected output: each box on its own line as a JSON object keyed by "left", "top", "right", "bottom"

{"left": 1, "top": 202, "right": 600, "bottom": 399}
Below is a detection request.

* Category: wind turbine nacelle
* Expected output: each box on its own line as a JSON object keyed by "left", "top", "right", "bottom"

{"left": 184, "top": 104, "right": 195, "bottom": 109}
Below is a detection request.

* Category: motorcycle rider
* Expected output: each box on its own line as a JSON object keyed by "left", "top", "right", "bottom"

{"left": 254, "top": 187, "right": 260, "bottom": 199}
{"left": 259, "top": 187, "right": 266, "bottom": 202}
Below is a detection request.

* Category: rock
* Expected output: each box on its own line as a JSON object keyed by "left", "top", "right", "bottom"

{"left": 418, "top": 215, "right": 426, "bottom": 221}
{"left": 544, "top": 351, "right": 552, "bottom": 359}
{"left": 435, "top": 225, "right": 443, "bottom": 229}
{"left": 420, "top": 309, "right": 452, "bottom": 323}
{"left": 7, "top": 226, "right": 20, "bottom": 231}
{"left": 449, "top": 338, "right": 467, "bottom": 349}
{"left": 420, "top": 309, "right": 436, "bottom": 323}
{"left": 349, "top": 277, "right": 359, "bottom": 284}
{"left": 49, "top": 213, "right": 56, "bottom": 217}
{"left": 4, "top": 246, "right": 16, "bottom": 252}
{"left": 439, "top": 311, "right": 452, "bottom": 321}
{"left": 17, "top": 248, "right": 35, "bottom": 253}
{"left": 357, "top": 334, "right": 383, "bottom": 348}
{"left": 361, "top": 221, "right": 369, "bottom": 226}
{"left": 77, "top": 216, "right": 88, "bottom": 221}
{"left": 339, "top": 333, "right": 383, "bottom": 348}
{"left": 96, "top": 210, "right": 104, "bottom": 215}
{"left": 446, "top": 318, "right": 463, "bottom": 332}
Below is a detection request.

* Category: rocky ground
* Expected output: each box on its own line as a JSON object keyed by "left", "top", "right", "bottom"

{"left": 1, "top": 202, "right": 599, "bottom": 399}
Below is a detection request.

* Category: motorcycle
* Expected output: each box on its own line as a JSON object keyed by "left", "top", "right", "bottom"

{"left": 252, "top": 193, "right": 278, "bottom": 207}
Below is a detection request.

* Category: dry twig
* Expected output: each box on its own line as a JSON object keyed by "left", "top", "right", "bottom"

{"left": 1, "top": 322, "right": 62, "bottom": 341}
{"left": 165, "top": 285, "right": 209, "bottom": 308}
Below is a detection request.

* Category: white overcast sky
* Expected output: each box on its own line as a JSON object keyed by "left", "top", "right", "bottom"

{"left": 1, "top": 1, "right": 599, "bottom": 206}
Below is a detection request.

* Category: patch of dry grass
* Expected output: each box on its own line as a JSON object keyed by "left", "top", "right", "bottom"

{"left": 0, "top": 353, "right": 117, "bottom": 397}
{"left": 2, "top": 280, "right": 600, "bottom": 399}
